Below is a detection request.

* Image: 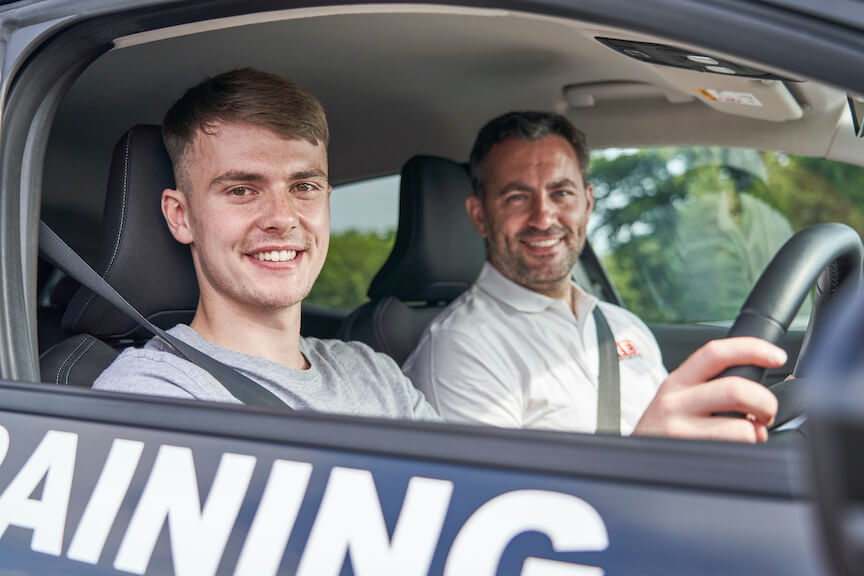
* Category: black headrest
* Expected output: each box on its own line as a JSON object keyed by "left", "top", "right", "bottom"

{"left": 62, "top": 125, "right": 199, "bottom": 340}
{"left": 368, "top": 155, "right": 485, "bottom": 302}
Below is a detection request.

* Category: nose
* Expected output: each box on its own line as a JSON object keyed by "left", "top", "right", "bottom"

{"left": 527, "top": 193, "right": 556, "bottom": 229}
{"left": 257, "top": 190, "right": 299, "bottom": 231}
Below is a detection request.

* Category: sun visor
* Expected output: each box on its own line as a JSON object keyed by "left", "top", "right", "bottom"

{"left": 594, "top": 36, "right": 803, "bottom": 122}
{"left": 655, "top": 67, "right": 803, "bottom": 122}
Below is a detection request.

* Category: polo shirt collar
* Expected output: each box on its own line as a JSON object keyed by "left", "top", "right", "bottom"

{"left": 475, "top": 261, "right": 598, "bottom": 321}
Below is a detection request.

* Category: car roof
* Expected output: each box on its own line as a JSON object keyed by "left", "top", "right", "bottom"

{"left": 42, "top": 5, "right": 864, "bottom": 227}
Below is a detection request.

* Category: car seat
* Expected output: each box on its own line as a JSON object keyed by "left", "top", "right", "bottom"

{"left": 39, "top": 124, "right": 198, "bottom": 386}
{"left": 338, "top": 155, "right": 486, "bottom": 363}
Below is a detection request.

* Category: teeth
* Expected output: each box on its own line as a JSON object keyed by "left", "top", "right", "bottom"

{"left": 252, "top": 250, "right": 297, "bottom": 262}
{"left": 526, "top": 239, "right": 559, "bottom": 248}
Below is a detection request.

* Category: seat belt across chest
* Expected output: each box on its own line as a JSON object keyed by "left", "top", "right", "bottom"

{"left": 593, "top": 306, "right": 621, "bottom": 434}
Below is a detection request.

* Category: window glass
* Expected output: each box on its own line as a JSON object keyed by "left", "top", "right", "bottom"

{"left": 306, "top": 175, "right": 400, "bottom": 309}
{"left": 588, "top": 148, "right": 864, "bottom": 325}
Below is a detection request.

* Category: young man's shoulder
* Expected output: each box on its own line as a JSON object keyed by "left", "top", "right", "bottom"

{"left": 302, "top": 335, "right": 401, "bottom": 372}
{"left": 91, "top": 342, "right": 206, "bottom": 399}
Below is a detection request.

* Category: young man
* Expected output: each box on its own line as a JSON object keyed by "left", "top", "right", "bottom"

{"left": 403, "top": 111, "right": 785, "bottom": 441}
{"left": 93, "top": 68, "right": 438, "bottom": 420}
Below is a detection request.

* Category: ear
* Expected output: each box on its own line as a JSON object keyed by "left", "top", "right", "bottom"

{"left": 161, "top": 188, "right": 194, "bottom": 245}
{"left": 465, "top": 193, "right": 487, "bottom": 238}
{"left": 585, "top": 181, "right": 595, "bottom": 215}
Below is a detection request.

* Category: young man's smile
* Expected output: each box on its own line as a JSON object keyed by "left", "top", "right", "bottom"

{"left": 246, "top": 245, "right": 302, "bottom": 268}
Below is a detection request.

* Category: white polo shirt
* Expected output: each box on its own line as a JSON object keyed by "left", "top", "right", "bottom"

{"left": 403, "top": 262, "right": 667, "bottom": 434}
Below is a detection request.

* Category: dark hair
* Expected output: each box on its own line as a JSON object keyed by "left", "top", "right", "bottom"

{"left": 162, "top": 68, "right": 329, "bottom": 190}
{"left": 468, "top": 111, "right": 589, "bottom": 199}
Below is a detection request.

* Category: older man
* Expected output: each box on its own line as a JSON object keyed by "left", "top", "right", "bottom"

{"left": 404, "top": 112, "right": 783, "bottom": 441}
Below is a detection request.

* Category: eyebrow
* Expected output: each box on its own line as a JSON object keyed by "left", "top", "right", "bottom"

{"left": 208, "top": 170, "right": 264, "bottom": 191}
{"left": 208, "top": 168, "right": 329, "bottom": 190}
{"left": 498, "top": 181, "right": 535, "bottom": 196}
{"left": 497, "top": 178, "right": 580, "bottom": 196}
{"left": 547, "top": 178, "right": 580, "bottom": 190}
{"left": 292, "top": 168, "right": 329, "bottom": 181}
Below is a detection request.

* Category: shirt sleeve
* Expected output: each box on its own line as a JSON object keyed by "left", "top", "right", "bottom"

{"left": 404, "top": 327, "right": 524, "bottom": 427}
{"left": 373, "top": 350, "right": 442, "bottom": 421}
{"left": 92, "top": 349, "right": 205, "bottom": 400}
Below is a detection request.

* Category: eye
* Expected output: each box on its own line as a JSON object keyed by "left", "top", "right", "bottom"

{"left": 505, "top": 193, "right": 526, "bottom": 203}
{"left": 553, "top": 189, "right": 574, "bottom": 197}
{"left": 294, "top": 182, "right": 325, "bottom": 198}
{"left": 228, "top": 186, "right": 253, "bottom": 197}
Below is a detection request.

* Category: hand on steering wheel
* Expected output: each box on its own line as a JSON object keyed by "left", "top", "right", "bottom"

{"left": 720, "top": 223, "right": 862, "bottom": 434}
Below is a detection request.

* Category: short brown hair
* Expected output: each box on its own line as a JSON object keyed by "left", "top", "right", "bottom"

{"left": 162, "top": 68, "right": 329, "bottom": 190}
{"left": 469, "top": 111, "right": 589, "bottom": 199}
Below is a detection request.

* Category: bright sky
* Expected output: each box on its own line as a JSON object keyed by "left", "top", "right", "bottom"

{"left": 330, "top": 174, "right": 400, "bottom": 233}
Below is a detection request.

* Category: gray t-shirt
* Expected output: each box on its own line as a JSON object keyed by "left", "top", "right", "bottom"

{"left": 93, "top": 324, "right": 440, "bottom": 421}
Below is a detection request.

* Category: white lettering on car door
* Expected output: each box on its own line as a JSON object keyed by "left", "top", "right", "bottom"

{"left": 0, "top": 430, "right": 78, "bottom": 556}
{"left": 520, "top": 557, "right": 604, "bottom": 576}
{"left": 114, "top": 445, "right": 256, "bottom": 576}
{"left": 444, "top": 490, "right": 608, "bottom": 576}
{"left": 0, "top": 427, "right": 612, "bottom": 575}
{"left": 234, "top": 459, "right": 313, "bottom": 576}
{"left": 296, "top": 467, "right": 453, "bottom": 576}
{"left": 67, "top": 438, "right": 145, "bottom": 564}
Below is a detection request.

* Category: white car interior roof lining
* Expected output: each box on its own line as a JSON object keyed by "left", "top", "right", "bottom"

{"left": 42, "top": 3, "right": 864, "bottom": 226}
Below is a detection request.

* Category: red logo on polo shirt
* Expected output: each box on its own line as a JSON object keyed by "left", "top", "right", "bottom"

{"left": 616, "top": 340, "right": 639, "bottom": 359}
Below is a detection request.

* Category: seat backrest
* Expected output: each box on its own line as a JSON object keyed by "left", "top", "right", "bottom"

{"left": 339, "top": 155, "right": 485, "bottom": 363}
{"left": 40, "top": 124, "right": 197, "bottom": 385}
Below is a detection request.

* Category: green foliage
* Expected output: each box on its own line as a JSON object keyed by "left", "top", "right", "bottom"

{"left": 590, "top": 148, "right": 864, "bottom": 324}
{"left": 307, "top": 229, "right": 396, "bottom": 310}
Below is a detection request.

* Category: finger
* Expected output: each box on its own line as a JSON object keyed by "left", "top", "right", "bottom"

{"left": 665, "top": 416, "right": 765, "bottom": 443}
{"left": 669, "top": 337, "right": 788, "bottom": 388}
{"left": 755, "top": 422, "right": 769, "bottom": 443}
{"left": 674, "top": 378, "right": 778, "bottom": 425}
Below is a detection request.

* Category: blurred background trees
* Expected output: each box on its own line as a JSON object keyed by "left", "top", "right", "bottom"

{"left": 307, "top": 148, "right": 864, "bottom": 322}
{"left": 590, "top": 148, "right": 864, "bottom": 323}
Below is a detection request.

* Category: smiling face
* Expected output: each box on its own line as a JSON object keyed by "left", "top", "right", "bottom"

{"left": 161, "top": 122, "right": 331, "bottom": 315}
{"left": 466, "top": 135, "right": 594, "bottom": 299}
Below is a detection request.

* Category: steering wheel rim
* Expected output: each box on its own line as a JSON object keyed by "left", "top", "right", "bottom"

{"left": 721, "top": 223, "right": 863, "bottom": 432}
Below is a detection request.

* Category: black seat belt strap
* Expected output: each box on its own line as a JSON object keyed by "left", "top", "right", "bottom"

{"left": 38, "top": 221, "right": 290, "bottom": 408}
{"left": 593, "top": 306, "right": 620, "bottom": 434}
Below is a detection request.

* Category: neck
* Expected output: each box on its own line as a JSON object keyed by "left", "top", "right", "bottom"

{"left": 189, "top": 297, "right": 307, "bottom": 369}
{"left": 540, "top": 281, "right": 574, "bottom": 303}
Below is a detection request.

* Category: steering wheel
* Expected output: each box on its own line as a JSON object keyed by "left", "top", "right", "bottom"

{"left": 719, "top": 223, "right": 863, "bottom": 435}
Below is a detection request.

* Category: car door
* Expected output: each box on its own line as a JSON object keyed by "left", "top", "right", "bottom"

{"left": 0, "top": 0, "right": 861, "bottom": 574}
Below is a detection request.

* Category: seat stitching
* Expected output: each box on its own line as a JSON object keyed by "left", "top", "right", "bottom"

{"left": 72, "top": 128, "right": 134, "bottom": 327}
{"left": 63, "top": 337, "right": 98, "bottom": 387}
{"left": 55, "top": 336, "right": 92, "bottom": 386}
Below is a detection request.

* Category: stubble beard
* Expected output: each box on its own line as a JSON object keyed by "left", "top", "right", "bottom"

{"left": 487, "top": 227, "right": 586, "bottom": 296}
{"left": 196, "top": 253, "right": 315, "bottom": 312}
